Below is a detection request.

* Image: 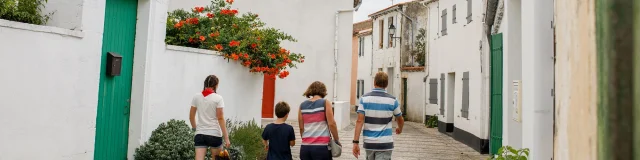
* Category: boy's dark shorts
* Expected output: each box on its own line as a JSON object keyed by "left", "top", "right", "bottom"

{"left": 194, "top": 134, "right": 223, "bottom": 148}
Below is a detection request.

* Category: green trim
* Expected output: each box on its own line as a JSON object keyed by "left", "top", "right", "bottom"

{"left": 634, "top": 0, "right": 640, "bottom": 157}
{"left": 596, "top": 0, "right": 635, "bottom": 159}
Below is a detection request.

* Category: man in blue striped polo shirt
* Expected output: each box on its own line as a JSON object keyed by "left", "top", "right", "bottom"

{"left": 352, "top": 72, "right": 404, "bottom": 160}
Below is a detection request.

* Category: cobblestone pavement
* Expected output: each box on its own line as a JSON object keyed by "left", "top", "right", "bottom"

{"left": 263, "top": 114, "right": 489, "bottom": 160}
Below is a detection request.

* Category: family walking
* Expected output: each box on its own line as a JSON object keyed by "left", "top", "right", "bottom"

{"left": 188, "top": 72, "right": 404, "bottom": 160}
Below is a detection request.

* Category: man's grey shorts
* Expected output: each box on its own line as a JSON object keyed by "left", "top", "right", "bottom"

{"left": 366, "top": 150, "right": 392, "bottom": 160}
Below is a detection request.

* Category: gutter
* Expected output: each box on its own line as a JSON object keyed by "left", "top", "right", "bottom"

{"left": 334, "top": 9, "right": 355, "bottom": 102}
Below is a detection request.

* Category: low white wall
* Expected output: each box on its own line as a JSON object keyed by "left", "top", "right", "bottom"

{"left": 142, "top": 45, "right": 264, "bottom": 141}
{"left": 0, "top": 0, "right": 105, "bottom": 159}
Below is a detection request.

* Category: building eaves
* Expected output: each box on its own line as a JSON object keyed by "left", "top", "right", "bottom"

{"left": 368, "top": 1, "right": 415, "bottom": 18}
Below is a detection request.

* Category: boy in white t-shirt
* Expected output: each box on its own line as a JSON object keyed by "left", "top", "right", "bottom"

{"left": 189, "top": 75, "right": 231, "bottom": 160}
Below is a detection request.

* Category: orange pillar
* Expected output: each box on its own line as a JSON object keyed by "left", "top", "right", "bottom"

{"left": 261, "top": 74, "right": 275, "bottom": 118}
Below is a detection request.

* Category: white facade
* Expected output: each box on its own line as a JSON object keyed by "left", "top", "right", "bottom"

{"left": 356, "top": 34, "right": 374, "bottom": 101}
{"left": 424, "top": 0, "right": 490, "bottom": 152}
{"left": 0, "top": 0, "right": 354, "bottom": 159}
{"left": 494, "top": 0, "right": 555, "bottom": 158}
{"left": 370, "top": 10, "right": 402, "bottom": 98}
{"left": 169, "top": 0, "right": 354, "bottom": 120}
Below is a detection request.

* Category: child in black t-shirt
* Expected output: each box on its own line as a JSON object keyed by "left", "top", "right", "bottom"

{"left": 262, "top": 101, "right": 296, "bottom": 160}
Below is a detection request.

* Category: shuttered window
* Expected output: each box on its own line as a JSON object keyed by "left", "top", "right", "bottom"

{"left": 439, "top": 74, "right": 445, "bottom": 115}
{"left": 441, "top": 9, "right": 448, "bottom": 36}
{"left": 467, "top": 0, "right": 473, "bottom": 23}
{"left": 429, "top": 79, "right": 438, "bottom": 104}
{"left": 359, "top": 80, "right": 364, "bottom": 97}
{"left": 461, "top": 72, "right": 470, "bottom": 118}
{"left": 379, "top": 20, "right": 384, "bottom": 49}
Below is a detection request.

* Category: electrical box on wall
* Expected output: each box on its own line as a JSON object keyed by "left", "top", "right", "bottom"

{"left": 512, "top": 80, "right": 522, "bottom": 122}
{"left": 106, "top": 52, "right": 122, "bottom": 76}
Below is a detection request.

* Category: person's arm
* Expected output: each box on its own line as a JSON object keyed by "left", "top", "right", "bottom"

{"left": 298, "top": 109, "right": 304, "bottom": 138}
{"left": 393, "top": 100, "right": 404, "bottom": 134}
{"left": 216, "top": 98, "right": 230, "bottom": 147}
{"left": 353, "top": 98, "right": 365, "bottom": 158}
{"left": 263, "top": 140, "right": 269, "bottom": 151}
{"left": 289, "top": 126, "right": 296, "bottom": 147}
{"left": 189, "top": 107, "right": 197, "bottom": 130}
{"left": 324, "top": 99, "right": 340, "bottom": 144}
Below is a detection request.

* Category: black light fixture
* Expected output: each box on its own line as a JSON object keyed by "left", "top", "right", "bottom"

{"left": 388, "top": 24, "right": 400, "bottom": 39}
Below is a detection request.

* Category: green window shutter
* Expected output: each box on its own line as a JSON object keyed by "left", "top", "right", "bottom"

{"left": 461, "top": 72, "right": 470, "bottom": 118}
{"left": 467, "top": 0, "right": 473, "bottom": 23}
{"left": 441, "top": 9, "right": 448, "bottom": 36}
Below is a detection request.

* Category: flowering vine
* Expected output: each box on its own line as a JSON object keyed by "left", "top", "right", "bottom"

{"left": 166, "top": 0, "right": 304, "bottom": 79}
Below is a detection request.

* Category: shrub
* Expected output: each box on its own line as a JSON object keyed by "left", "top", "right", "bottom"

{"left": 488, "top": 146, "right": 529, "bottom": 160}
{"left": 0, "top": 0, "right": 52, "bottom": 25}
{"left": 166, "top": 0, "right": 304, "bottom": 79}
{"left": 227, "top": 119, "right": 266, "bottom": 160}
{"left": 134, "top": 119, "right": 196, "bottom": 160}
{"left": 425, "top": 114, "right": 437, "bottom": 128}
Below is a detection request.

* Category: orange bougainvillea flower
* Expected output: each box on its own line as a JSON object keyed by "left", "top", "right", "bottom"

{"left": 194, "top": 7, "right": 205, "bottom": 13}
{"left": 229, "top": 40, "right": 240, "bottom": 47}
{"left": 214, "top": 44, "right": 223, "bottom": 51}
{"left": 226, "top": 0, "right": 234, "bottom": 4}
{"left": 300, "top": 59, "right": 304, "bottom": 63}
{"left": 220, "top": 9, "right": 238, "bottom": 16}
{"left": 199, "top": 36, "right": 206, "bottom": 41}
{"left": 269, "top": 54, "right": 276, "bottom": 59}
{"left": 174, "top": 21, "right": 184, "bottom": 29}
{"left": 257, "top": 37, "right": 261, "bottom": 41}
{"left": 243, "top": 53, "right": 249, "bottom": 59}
{"left": 187, "top": 18, "right": 199, "bottom": 25}
{"left": 251, "top": 43, "right": 257, "bottom": 49}
{"left": 231, "top": 53, "right": 239, "bottom": 61}
{"left": 189, "top": 38, "right": 195, "bottom": 43}
{"left": 207, "top": 13, "right": 214, "bottom": 18}
{"left": 232, "top": 24, "right": 238, "bottom": 28}
{"left": 209, "top": 31, "right": 220, "bottom": 37}
{"left": 243, "top": 61, "right": 251, "bottom": 66}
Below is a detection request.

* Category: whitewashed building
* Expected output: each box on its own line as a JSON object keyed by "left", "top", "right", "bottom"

{"left": 352, "top": 19, "right": 373, "bottom": 112}
{"left": 484, "top": 0, "right": 554, "bottom": 158}
{"left": 0, "top": 0, "right": 357, "bottom": 159}
{"left": 424, "top": 0, "right": 490, "bottom": 153}
{"left": 368, "top": 1, "right": 429, "bottom": 122}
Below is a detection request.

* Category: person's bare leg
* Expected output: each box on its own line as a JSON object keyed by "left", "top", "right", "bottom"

{"left": 195, "top": 148, "right": 207, "bottom": 160}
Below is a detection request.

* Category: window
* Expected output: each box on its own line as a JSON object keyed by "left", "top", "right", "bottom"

{"left": 379, "top": 20, "right": 384, "bottom": 49}
{"left": 356, "top": 79, "right": 365, "bottom": 98}
{"left": 461, "top": 72, "right": 470, "bottom": 118}
{"left": 467, "top": 0, "right": 473, "bottom": 23}
{"left": 429, "top": 78, "right": 438, "bottom": 104}
{"left": 388, "top": 16, "right": 394, "bottom": 48}
{"left": 453, "top": 5, "right": 457, "bottom": 24}
{"left": 441, "top": 9, "right": 447, "bottom": 36}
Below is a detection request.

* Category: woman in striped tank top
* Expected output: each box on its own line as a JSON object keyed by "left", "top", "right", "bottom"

{"left": 298, "top": 81, "right": 341, "bottom": 160}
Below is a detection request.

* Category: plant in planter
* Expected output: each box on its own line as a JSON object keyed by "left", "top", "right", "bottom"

{"left": 0, "top": 0, "right": 52, "bottom": 25}
{"left": 488, "top": 146, "right": 529, "bottom": 160}
{"left": 166, "top": 0, "right": 304, "bottom": 79}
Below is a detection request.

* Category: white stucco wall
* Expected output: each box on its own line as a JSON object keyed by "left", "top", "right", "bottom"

{"left": 426, "top": 0, "right": 488, "bottom": 139}
{"left": 403, "top": 72, "right": 426, "bottom": 122}
{"left": 500, "top": 0, "right": 523, "bottom": 149}
{"left": 44, "top": 0, "right": 84, "bottom": 30}
{"left": 520, "top": 0, "right": 554, "bottom": 159}
{"left": 142, "top": 45, "right": 263, "bottom": 140}
{"left": 0, "top": 0, "right": 105, "bottom": 159}
{"left": 168, "top": 0, "right": 353, "bottom": 119}
{"left": 371, "top": 11, "right": 402, "bottom": 98}
{"left": 357, "top": 34, "right": 374, "bottom": 96}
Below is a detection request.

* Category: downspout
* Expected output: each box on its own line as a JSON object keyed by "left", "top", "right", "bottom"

{"left": 334, "top": 9, "right": 355, "bottom": 102}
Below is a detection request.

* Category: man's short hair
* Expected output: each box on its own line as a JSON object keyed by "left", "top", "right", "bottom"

{"left": 374, "top": 72, "right": 389, "bottom": 88}
{"left": 275, "top": 101, "right": 290, "bottom": 118}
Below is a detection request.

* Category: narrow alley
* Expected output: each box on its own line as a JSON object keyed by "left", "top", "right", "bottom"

{"left": 264, "top": 114, "right": 489, "bottom": 160}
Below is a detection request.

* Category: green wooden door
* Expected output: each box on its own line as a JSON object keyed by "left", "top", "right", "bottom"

{"left": 489, "top": 33, "right": 504, "bottom": 155}
{"left": 94, "top": 0, "right": 138, "bottom": 159}
{"left": 402, "top": 78, "right": 407, "bottom": 116}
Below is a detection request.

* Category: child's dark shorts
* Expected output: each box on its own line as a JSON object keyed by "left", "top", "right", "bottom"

{"left": 194, "top": 134, "right": 223, "bottom": 148}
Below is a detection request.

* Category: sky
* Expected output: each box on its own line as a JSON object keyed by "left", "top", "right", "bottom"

{"left": 353, "top": 0, "right": 414, "bottom": 22}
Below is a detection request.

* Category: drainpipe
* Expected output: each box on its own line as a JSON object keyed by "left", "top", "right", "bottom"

{"left": 334, "top": 9, "right": 355, "bottom": 102}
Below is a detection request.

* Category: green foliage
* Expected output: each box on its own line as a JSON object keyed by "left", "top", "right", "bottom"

{"left": 134, "top": 119, "right": 245, "bottom": 160}
{"left": 414, "top": 28, "right": 426, "bottom": 66}
{"left": 166, "top": 0, "right": 304, "bottom": 79}
{"left": 0, "top": 0, "right": 52, "bottom": 25}
{"left": 488, "top": 146, "right": 529, "bottom": 160}
{"left": 226, "top": 119, "right": 266, "bottom": 160}
{"left": 425, "top": 114, "right": 438, "bottom": 128}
